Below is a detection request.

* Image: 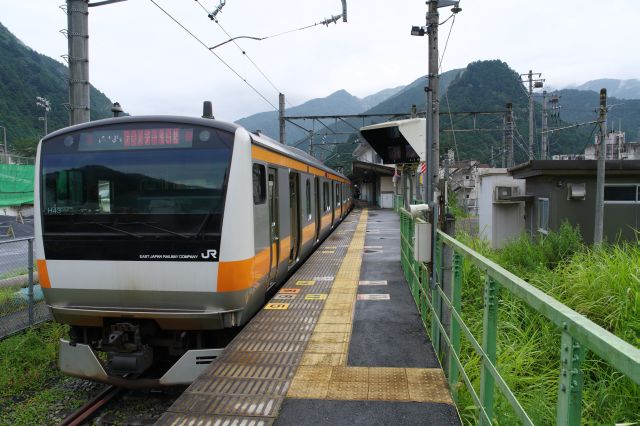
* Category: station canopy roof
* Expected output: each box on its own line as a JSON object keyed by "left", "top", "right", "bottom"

{"left": 359, "top": 118, "right": 426, "bottom": 165}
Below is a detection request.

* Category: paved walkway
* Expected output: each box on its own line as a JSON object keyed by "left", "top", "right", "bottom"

{"left": 157, "top": 208, "right": 460, "bottom": 425}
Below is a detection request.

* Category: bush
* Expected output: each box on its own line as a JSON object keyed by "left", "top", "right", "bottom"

{"left": 453, "top": 223, "right": 639, "bottom": 425}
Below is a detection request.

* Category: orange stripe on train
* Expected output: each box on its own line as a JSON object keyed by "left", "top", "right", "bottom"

{"left": 37, "top": 259, "right": 52, "bottom": 288}
{"left": 251, "top": 145, "right": 349, "bottom": 184}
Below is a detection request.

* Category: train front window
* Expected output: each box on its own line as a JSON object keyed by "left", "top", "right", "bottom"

{"left": 41, "top": 123, "right": 233, "bottom": 239}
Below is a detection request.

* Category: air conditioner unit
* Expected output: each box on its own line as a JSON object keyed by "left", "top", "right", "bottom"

{"left": 494, "top": 186, "right": 520, "bottom": 203}
{"left": 567, "top": 182, "right": 586, "bottom": 200}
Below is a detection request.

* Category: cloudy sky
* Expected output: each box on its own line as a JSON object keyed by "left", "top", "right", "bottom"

{"left": 1, "top": 0, "right": 638, "bottom": 121}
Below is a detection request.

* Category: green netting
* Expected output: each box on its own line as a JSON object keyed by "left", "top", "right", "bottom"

{"left": 0, "top": 164, "right": 34, "bottom": 206}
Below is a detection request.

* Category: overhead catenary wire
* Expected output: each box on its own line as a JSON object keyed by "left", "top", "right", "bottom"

{"left": 438, "top": 12, "right": 460, "bottom": 160}
{"left": 149, "top": 0, "right": 279, "bottom": 111}
{"left": 194, "top": 0, "right": 290, "bottom": 106}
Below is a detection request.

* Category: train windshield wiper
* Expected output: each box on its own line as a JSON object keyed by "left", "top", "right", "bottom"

{"left": 76, "top": 221, "right": 143, "bottom": 239}
{"left": 126, "top": 221, "right": 191, "bottom": 240}
{"left": 193, "top": 213, "right": 212, "bottom": 239}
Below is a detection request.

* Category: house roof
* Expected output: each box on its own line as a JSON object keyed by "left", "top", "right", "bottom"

{"left": 351, "top": 160, "right": 395, "bottom": 177}
{"left": 508, "top": 160, "right": 640, "bottom": 179}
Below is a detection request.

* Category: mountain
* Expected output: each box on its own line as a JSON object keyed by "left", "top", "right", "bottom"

{"left": 574, "top": 79, "right": 640, "bottom": 100}
{"left": 365, "top": 68, "right": 465, "bottom": 115}
{"left": 0, "top": 22, "right": 115, "bottom": 156}
{"left": 235, "top": 86, "right": 404, "bottom": 142}
{"left": 551, "top": 89, "right": 640, "bottom": 140}
{"left": 360, "top": 86, "right": 405, "bottom": 110}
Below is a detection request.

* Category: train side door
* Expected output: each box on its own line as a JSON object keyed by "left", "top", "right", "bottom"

{"left": 314, "top": 177, "right": 321, "bottom": 242}
{"left": 339, "top": 183, "right": 344, "bottom": 218}
{"left": 267, "top": 168, "right": 280, "bottom": 288}
{"left": 289, "top": 172, "right": 301, "bottom": 264}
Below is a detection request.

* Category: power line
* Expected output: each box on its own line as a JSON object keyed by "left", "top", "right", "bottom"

{"left": 439, "top": 12, "right": 459, "bottom": 160}
{"left": 148, "top": 0, "right": 278, "bottom": 110}
{"left": 194, "top": 0, "right": 289, "bottom": 105}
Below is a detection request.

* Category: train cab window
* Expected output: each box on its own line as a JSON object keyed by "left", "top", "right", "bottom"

{"left": 323, "top": 182, "right": 330, "bottom": 211}
{"left": 253, "top": 164, "right": 266, "bottom": 204}
{"left": 305, "top": 179, "right": 311, "bottom": 219}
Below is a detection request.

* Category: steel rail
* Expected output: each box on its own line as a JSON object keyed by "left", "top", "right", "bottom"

{"left": 58, "top": 385, "right": 122, "bottom": 426}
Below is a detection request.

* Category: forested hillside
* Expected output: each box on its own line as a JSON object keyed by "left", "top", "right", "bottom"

{"left": 0, "top": 22, "right": 114, "bottom": 156}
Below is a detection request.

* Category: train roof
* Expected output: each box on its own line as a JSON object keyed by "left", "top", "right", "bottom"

{"left": 41, "top": 115, "right": 349, "bottom": 182}
{"left": 249, "top": 131, "right": 348, "bottom": 181}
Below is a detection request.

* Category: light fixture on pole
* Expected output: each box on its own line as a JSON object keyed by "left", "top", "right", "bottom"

{"left": 411, "top": 0, "right": 461, "bottom": 205}
{"left": 36, "top": 96, "right": 51, "bottom": 135}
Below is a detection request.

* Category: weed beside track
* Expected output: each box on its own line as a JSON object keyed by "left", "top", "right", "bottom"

{"left": 455, "top": 223, "right": 640, "bottom": 425}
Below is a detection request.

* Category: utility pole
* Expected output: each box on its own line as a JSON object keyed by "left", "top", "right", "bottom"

{"left": 67, "top": 0, "right": 90, "bottom": 125}
{"left": 279, "top": 93, "right": 286, "bottom": 144}
{"left": 541, "top": 91, "right": 548, "bottom": 159}
{"left": 67, "top": 0, "right": 127, "bottom": 125}
{"left": 426, "top": 0, "right": 440, "bottom": 204}
{"left": 521, "top": 70, "right": 544, "bottom": 160}
{"left": 594, "top": 88, "right": 607, "bottom": 245}
{"left": 505, "top": 102, "right": 514, "bottom": 167}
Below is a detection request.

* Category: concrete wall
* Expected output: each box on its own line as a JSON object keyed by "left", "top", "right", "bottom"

{"left": 380, "top": 176, "right": 394, "bottom": 193}
{"left": 478, "top": 170, "right": 526, "bottom": 248}
{"left": 523, "top": 175, "right": 639, "bottom": 243}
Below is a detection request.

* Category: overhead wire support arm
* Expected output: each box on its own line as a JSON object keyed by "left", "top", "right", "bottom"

{"left": 541, "top": 120, "right": 599, "bottom": 135}
{"left": 206, "top": 0, "right": 226, "bottom": 20}
{"left": 209, "top": 36, "right": 264, "bottom": 50}
{"left": 150, "top": 0, "right": 278, "bottom": 111}
{"left": 88, "top": 0, "right": 127, "bottom": 7}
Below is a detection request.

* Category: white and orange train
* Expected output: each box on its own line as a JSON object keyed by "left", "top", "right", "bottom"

{"left": 35, "top": 115, "right": 352, "bottom": 386}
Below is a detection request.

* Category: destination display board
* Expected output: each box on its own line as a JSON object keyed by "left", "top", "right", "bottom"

{"left": 78, "top": 127, "right": 194, "bottom": 151}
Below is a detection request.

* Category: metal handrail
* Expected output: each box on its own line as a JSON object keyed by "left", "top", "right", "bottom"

{"left": 397, "top": 207, "right": 640, "bottom": 425}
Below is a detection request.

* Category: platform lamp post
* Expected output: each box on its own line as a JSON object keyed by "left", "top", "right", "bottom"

{"left": 411, "top": 0, "right": 461, "bottom": 205}
{"left": 36, "top": 96, "right": 51, "bottom": 136}
{"left": 411, "top": 1, "right": 462, "bottom": 406}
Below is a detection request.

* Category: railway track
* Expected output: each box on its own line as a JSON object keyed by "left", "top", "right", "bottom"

{"left": 58, "top": 384, "right": 123, "bottom": 426}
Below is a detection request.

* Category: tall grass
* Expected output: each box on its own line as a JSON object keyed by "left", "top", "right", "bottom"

{"left": 454, "top": 222, "right": 640, "bottom": 425}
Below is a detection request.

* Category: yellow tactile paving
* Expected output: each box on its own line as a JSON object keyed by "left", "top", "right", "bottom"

{"left": 294, "top": 366, "right": 333, "bottom": 382}
{"left": 300, "top": 353, "right": 343, "bottom": 366}
{"left": 287, "top": 208, "right": 454, "bottom": 405}
{"left": 331, "top": 366, "right": 368, "bottom": 382}
{"left": 309, "top": 332, "right": 349, "bottom": 344}
{"left": 288, "top": 380, "right": 329, "bottom": 399}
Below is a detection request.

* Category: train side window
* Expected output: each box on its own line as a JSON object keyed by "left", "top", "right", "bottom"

{"left": 306, "top": 179, "right": 311, "bottom": 219}
{"left": 253, "top": 164, "right": 266, "bottom": 204}
{"left": 335, "top": 184, "right": 340, "bottom": 206}
{"left": 323, "top": 182, "right": 330, "bottom": 211}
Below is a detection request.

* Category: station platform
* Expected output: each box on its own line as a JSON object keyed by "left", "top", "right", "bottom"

{"left": 156, "top": 208, "right": 461, "bottom": 425}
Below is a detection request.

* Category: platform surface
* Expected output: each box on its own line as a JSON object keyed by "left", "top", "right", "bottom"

{"left": 156, "top": 208, "right": 460, "bottom": 426}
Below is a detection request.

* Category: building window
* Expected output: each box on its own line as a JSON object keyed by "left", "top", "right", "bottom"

{"left": 604, "top": 185, "right": 638, "bottom": 203}
{"left": 252, "top": 164, "right": 266, "bottom": 204}
{"left": 537, "top": 198, "right": 549, "bottom": 234}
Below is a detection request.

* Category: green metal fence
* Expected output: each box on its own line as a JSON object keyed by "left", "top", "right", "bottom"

{"left": 393, "top": 195, "right": 403, "bottom": 213}
{"left": 399, "top": 208, "right": 640, "bottom": 425}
